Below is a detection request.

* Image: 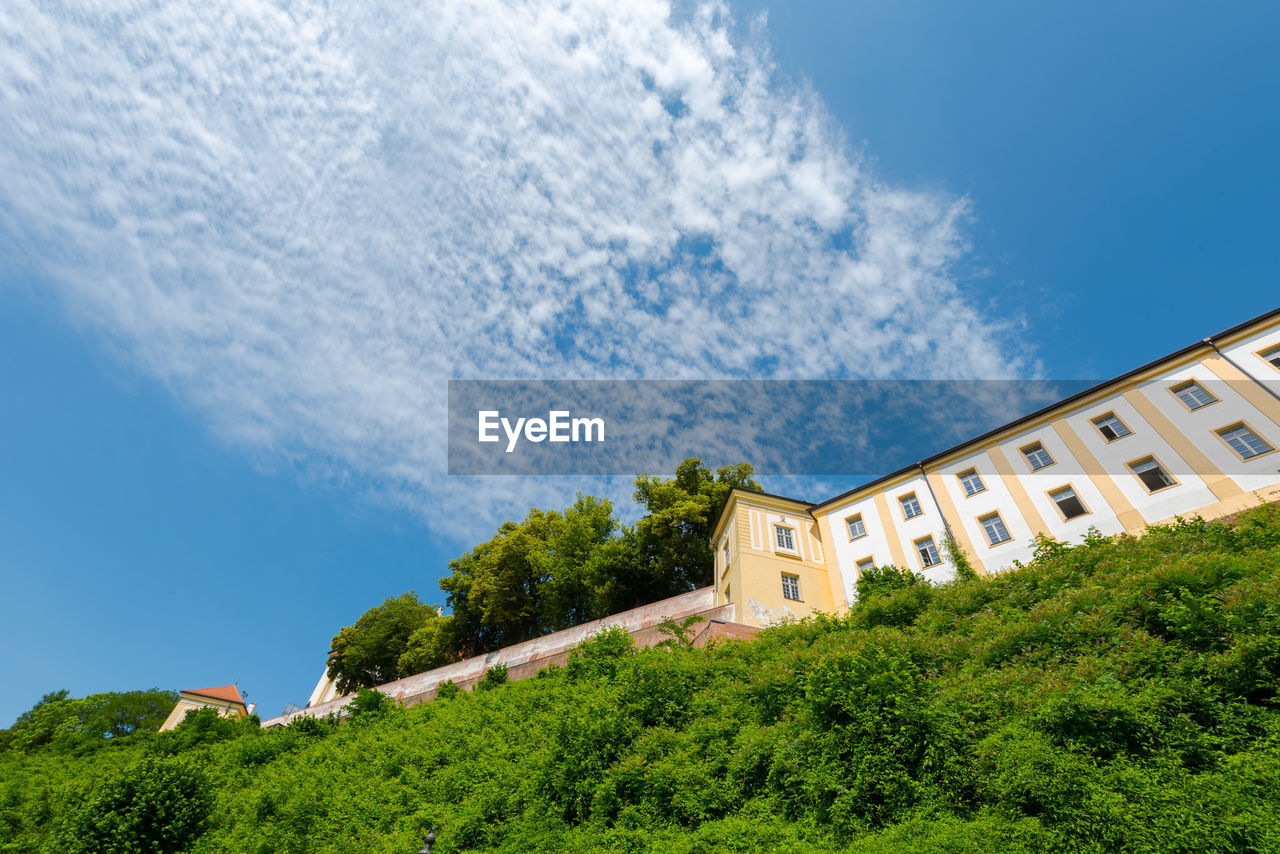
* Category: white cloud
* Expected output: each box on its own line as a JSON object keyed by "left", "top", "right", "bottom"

{"left": 0, "top": 0, "right": 1030, "bottom": 541}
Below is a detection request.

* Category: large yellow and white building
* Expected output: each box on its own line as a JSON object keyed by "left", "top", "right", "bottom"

{"left": 711, "top": 307, "right": 1280, "bottom": 624}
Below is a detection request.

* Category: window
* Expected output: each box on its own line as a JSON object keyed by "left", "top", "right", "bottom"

{"left": 775, "top": 526, "right": 796, "bottom": 551}
{"left": 979, "top": 512, "right": 1012, "bottom": 545}
{"left": 899, "top": 493, "right": 923, "bottom": 519}
{"left": 1171, "top": 380, "right": 1217, "bottom": 411}
{"left": 1092, "top": 412, "right": 1132, "bottom": 441}
{"left": 1021, "top": 442, "right": 1055, "bottom": 470}
{"left": 1217, "top": 423, "right": 1275, "bottom": 460}
{"left": 915, "top": 535, "right": 942, "bottom": 568}
{"left": 958, "top": 468, "right": 986, "bottom": 496}
{"left": 1049, "top": 485, "right": 1089, "bottom": 520}
{"left": 781, "top": 573, "right": 801, "bottom": 601}
{"left": 1259, "top": 345, "right": 1280, "bottom": 370}
{"left": 846, "top": 514, "right": 867, "bottom": 540}
{"left": 1130, "top": 456, "right": 1176, "bottom": 493}
{"left": 856, "top": 557, "right": 876, "bottom": 574}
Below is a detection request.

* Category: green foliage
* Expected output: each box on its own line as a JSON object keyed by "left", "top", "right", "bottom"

{"left": 434, "top": 680, "right": 461, "bottom": 701}
{"left": 155, "top": 706, "right": 259, "bottom": 755}
{"left": 5, "top": 502, "right": 1280, "bottom": 853}
{"left": 327, "top": 591, "right": 443, "bottom": 695}
{"left": 608, "top": 459, "right": 762, "bottom": 612}
{"left": 944, "top": 534, "right": 979, "bottom": 582}
{"left": 566, "top": 626, "right": 638, "bottom": 681}
{"left": 855, "top": 563, "right": 926, "bottom": 603}
{"left": 1, "top": 688, "right": 177, "bottom": 755}
{"left": 393, "top": 460, "right": 759, "bottom": 677}
{"left": 477, "top": 663, "right": 509, "bottom": 691}
{"left": 656, "top": 614, "right": 707, "bottom": 650}
{"left": 59, "top": 756, "right": 212, "bottom": 854}
{"left": 348, "top": 688, "right": 396, "bottom": 719}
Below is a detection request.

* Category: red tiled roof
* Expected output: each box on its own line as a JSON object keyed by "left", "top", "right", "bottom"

{"left": 182, "top": 685, "right": 245, "bottom": 706}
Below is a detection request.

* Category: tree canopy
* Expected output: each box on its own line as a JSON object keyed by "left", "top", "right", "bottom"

{"left": 327, "top": 460, "right": 762, "bottom": 693}
{"left": 326, "top": 592, "right": 444, "bottom": 695}
{"left": 0, "top": 688, "right": 178, "bottom": 754}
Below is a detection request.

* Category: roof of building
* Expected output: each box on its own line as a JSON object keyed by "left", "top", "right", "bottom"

{"left": 181, "top": 684, "right": 246, "bottom": 706}
{"left": 808, "top": 304, "right": 1280, "bottom": 514}
{"left": 709, "top": 304, "right": 1280, "bottom": 535}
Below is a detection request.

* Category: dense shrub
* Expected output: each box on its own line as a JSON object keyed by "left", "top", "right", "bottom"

{"left": 3, "top": 503, "right": 1280, "bottom": 853}
{"left": 59, "top": 756, "right": 212, "bottom": 854}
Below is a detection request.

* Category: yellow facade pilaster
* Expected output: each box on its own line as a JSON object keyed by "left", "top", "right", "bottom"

{"left": 817, "top": 513, "right": 850, "bottom": 614}
{"left": 1049, "top": 419, "right": 1146, "bottom": 531}
{"left": 924, "top": 470, "right": 988, "bottom": 575}
{"left": 985, "top": 445, "right": 1051, "bottom": 536}
{"left": 873, "top": 491, "right": 910, "bottom": 568}
{"left": 1200, "top": 353, "right": 1280, "bottom": 427}
{"left": 1121, "top": 389, "right": 1243, "bottom": 501}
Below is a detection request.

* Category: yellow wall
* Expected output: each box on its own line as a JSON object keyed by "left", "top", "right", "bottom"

{"left": 159, "top": 693, "right": 247, "bottom": 731}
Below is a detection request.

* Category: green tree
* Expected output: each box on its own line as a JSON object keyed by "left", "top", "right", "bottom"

{"left": 2, "top": 689, "right": 176, "bottom": 754}
{"left": 327, "top": 592, "right": 443, "bottom": 695}
{"left": 11, "top": 689, "right": 69, "bottom": 727}
{"left": 602, "top": 459, "right": 761, "bottom": 611}
{"left": 854, "top": 564, "right": 926, "bottom": 603}
{"left": 436, "top": 496, "right": 617, "bottom": 658}
{"left": 61, "top": 756, "right": 212, "bottom": 854}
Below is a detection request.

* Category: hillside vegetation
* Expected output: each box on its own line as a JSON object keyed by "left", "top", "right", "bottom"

{"left": 4, "top": 504, "right": 1280, "bottom": 853}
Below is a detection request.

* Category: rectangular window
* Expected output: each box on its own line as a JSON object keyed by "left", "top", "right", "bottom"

{"left": 775, "top": 526, "right": 796, "bottom": 551}
{"left": 1259, "top": 345, "right": 1280, "bottom": 370}
{"left": 915, "top": 535, "right": 942, "bottom": 568}
{"left": 979, "top": 512, "right": 1012, "bottom": 545}
{"left": 1091, "top": 412, "right": 1132, "bottom": 441}
{"left": 781, "top": 573, "right": 801, "bottom": 601}
{"left": 1171, "top": 380, "right": 1217, "bottom": 411}
{"left": 899, "top": 493, "right": 923, "bottom": 519}
{"left": 846, "top": 514, "right": 867, "bottom": 540}
{"left": 856, "top": 557, "right": 876, "bottom": 574}
{"left": 1130, "top": 456, "right": 1176, "bottom": 493}
{"left": 958, "top": 468, "right": 986, "bottom": 496}
{"left": 1217, "top": 423, "right": 1275, "bottom": 460}
{"left": 1021, "top": 442, "right": 1055, "bottom": 470}
{"left": 1049, "top": 485, "right": 1089, "bottom": 520}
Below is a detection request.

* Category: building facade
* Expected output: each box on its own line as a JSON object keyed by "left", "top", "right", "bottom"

{"left": 711, "top": 308, "right": 1280, "bottom": 624}
{"left": 159, "top": 684, "right": 252, "bottom": 731}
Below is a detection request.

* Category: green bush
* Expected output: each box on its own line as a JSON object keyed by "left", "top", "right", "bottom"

{"left": 3, "top": 503, "right": 1280, "bottom": 853}
{"left": 59, "top": 756, "right": 212, "bottom": 854}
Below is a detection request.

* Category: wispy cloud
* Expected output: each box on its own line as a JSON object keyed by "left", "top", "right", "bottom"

{"left": 0, "top": 0, "right": 1030, "bottom": 540}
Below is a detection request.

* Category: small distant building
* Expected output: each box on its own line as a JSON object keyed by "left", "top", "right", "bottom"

{"left": 159, "top": 685, "right": 255, "bottom": 731}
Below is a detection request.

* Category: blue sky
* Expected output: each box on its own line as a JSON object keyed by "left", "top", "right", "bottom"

{"left": 0, "top": 0, "right": 1276, "bottom": 725}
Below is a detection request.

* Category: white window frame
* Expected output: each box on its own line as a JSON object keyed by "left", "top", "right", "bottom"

{"left": 781, "top": 573, "right": 801, "bottom": 601}
{"left": 774, "top": 525, "right": 796, "bottom": 552}
{"left": 899, "top": 492, "right": 924, "bottom": 519}
{"left": 979, "top": 512, "right": 1012, "bottom": 546}
{"left": 1048, "top": 484, "right": 1090, "bottom": 521}
{"left": 914, "top": 535, "right": 942, "bottom": 568}
{"left": 1170, "top": 380, "right": 1218, "bottom": 412}
{"left": 846, "top": 514, "right": 867, "bottom": 540}
{"left": 1091, "top": 412, "right": 1132, "bottom": 442}
{"left": 1216, "top": 422, "right": 1275, "bottom": 461}
{"left": 958, "top": 468, "right": 986, "bottom": 497}
{"left": 855, "top": 556, "right": 876, "bottom": 574}
{"left": 1257, "top": 344, "right": 1280, "bottom": 370}
{"left": 1021, "top": 441, "right": 1055, "bottom": 471}
{"left": 1129, "top": 455, "right": 1178, "bottom": 493}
